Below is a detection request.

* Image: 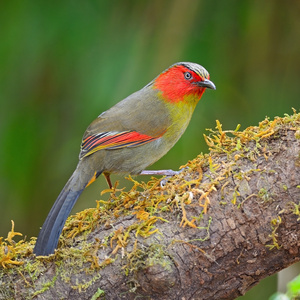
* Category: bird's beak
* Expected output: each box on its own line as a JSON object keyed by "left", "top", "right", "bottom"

{"left": 196, "top": 79, "right": 216, "bottom": 90}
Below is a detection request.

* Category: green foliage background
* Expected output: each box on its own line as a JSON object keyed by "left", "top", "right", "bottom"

{"left": 0, "top": 1, "right": 299, "bottom": 298}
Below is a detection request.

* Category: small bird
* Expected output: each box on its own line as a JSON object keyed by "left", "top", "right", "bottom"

{"left": 34, "top": 62, "right": 216, "bottom": 255}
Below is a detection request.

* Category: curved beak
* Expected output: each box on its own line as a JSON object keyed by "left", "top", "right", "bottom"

{"left": 196, "top": 79, "right": 216, "bottom": 90}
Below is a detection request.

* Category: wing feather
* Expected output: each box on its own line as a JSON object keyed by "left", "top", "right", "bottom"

{"left": 80, "top": 130, "right": 161, "bottom": 159}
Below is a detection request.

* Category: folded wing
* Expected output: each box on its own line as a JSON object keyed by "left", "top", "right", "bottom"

{"left": 80, "top": 130, "right": 161, "bottom": 159}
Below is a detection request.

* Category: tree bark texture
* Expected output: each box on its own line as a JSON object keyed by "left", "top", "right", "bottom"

{"left": 0, "top": 113, "right": 300, "bottom": 300}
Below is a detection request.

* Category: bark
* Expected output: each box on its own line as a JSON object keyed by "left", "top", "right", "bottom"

{"left": 0, "top": 113, "right": 300, "bottom": 300}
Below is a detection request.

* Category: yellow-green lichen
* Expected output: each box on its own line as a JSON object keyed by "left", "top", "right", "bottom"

{"left": 288, "top": 202, "right": 300, "bottom": 221}
{"left": 0, "top": 110, "right": 299, "bottom": 298}
{"left": 0, "top": 221, "right": 28, "bottom": 269}
{"left": 266, "top": 216, "right": 282, "bottom": 250}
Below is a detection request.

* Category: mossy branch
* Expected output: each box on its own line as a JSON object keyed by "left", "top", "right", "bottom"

{"left": 1, "top": 111, "right": 300, "bottom": 300}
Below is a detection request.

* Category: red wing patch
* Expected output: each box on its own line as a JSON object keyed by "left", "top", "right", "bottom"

{"left": 80, "top": 131, "right": 160, "bottom": 159}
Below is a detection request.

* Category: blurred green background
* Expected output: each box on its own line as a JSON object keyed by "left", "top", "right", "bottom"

{"left": 0, "top": 1, "right": 299, "bottom": 298}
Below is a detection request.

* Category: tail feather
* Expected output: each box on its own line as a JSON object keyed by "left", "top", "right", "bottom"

{"left": 34, "top": 167, "right": 101, "bottom": 255}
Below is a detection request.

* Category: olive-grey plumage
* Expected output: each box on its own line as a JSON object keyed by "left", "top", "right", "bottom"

{"left": 34, "top": 62, "right": 216, "bottom": 255}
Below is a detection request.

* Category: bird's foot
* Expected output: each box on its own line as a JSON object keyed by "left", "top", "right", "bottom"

{"left": 139, "top": 168, "right": 188, "bottom": 187}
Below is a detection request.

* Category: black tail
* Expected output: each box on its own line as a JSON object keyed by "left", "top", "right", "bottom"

{"left": 34, "top": 166, "right": 101, "bottom": 255}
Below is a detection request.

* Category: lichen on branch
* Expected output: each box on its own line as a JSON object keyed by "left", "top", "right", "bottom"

{"left": 0, "top": 110, "right": 299, "bottom": 300}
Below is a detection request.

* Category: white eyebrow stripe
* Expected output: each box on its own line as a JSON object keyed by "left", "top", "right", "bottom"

{"left": 177, "top": 62, "right": 209, "bottom": 79}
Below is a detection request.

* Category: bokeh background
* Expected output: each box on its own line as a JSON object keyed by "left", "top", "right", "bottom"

{"left": 1, "top": 1, "right": 299, "bottom": 298}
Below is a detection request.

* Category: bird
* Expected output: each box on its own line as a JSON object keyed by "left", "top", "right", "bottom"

{"left": 33, "top": 62, "right": 216, "bottom": 256}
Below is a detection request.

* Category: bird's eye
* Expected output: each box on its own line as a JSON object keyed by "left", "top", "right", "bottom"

{"left": 184, "top": 72, "right": 192, "bottom": 80}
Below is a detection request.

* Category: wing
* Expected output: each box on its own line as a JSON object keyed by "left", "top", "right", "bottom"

{"left": 80, "top": 87, "right": 172, "bottom": 160}
{"left": 80, "top": 130, "right": 162, "bottom": 159}
{"left": 82, "top": 87, "right": 172, "bottom": 140}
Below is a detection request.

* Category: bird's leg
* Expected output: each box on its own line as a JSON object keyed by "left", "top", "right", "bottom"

{"left": 103, "top": 172, "right": 113, "bottom": 189}
{"left": 139, "top": 169, "right": 181, "bottom": 176}
{"left": 103, "top": 169, "right": 188, "bottom": 189}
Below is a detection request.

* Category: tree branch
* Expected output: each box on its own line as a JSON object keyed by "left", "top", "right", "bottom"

{"left": 1, "top": 112, "right": 299, "bottom": 300}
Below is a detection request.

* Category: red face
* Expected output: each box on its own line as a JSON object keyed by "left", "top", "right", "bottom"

{"left": 154, "top": 65, "right": 210, "bottom": 103}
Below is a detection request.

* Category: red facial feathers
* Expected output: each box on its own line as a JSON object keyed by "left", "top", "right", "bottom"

{"left": 153, "top": 65, "right": 209, "bottom": 103}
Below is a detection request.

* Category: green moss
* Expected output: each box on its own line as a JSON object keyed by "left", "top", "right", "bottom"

{"left": 124, "top": 243, "right": 172, "bottom": 277}
{"left": 258, "top": 188, "right": 271, "bottom": 203}
{"left": 0, "top": 284, "right": 14, "bottom": 300}
{"left": 0, "top": 110, "right": 299, "bottom": 297}
{"left": 91, "top": 288, "right": 105, "bottom": 300}
{"left": 71, "top": 273, "right": 102, "bottom": 292}
{"left": 32, "top": 275, "right": 58, "bottom": 297}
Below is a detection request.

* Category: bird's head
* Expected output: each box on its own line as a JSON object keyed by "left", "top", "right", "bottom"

{"left": 153, "top": 62, "right": 216, "bottom": 104}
